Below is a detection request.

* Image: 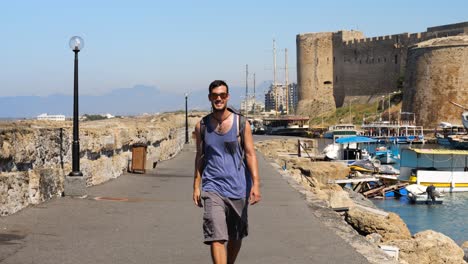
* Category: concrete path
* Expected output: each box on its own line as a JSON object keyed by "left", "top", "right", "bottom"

{"left": 0, "top": 144, "right": 369, "bottom": 264}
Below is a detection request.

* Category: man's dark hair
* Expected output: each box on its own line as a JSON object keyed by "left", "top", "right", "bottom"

{"left": 208, "top": 80, "right": 229, "bottom": 94}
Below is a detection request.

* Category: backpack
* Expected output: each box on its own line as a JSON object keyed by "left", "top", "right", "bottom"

{"left": 199, "top": 108, "right": 247, "bottom": 170}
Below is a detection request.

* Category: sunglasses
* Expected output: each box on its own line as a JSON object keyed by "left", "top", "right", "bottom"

{"left": 209, "top": 92, "right": 229, "bottom": 100}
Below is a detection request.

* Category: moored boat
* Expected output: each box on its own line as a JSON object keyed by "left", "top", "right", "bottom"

{"left": 405, "top": 184, "right": 444, "bottom": 204}
{"left": 263, "top": 116, "right": 309, "bottom": 136}
{"left": 435, "top": 122, "right": 466, "bottom": 146}
{"left": 361, "top": 112, "right": 425, "bottom": 144}
{"left": 323, "top": 136, "right": 375, "bottom": 162}
{"left": 323, "top": 124, "right": 358, "bottom": 140}
{"left": 399, "top": 148, "right": 468, "bottom": 192}
{"left": 373, "top": 146, "right": 399, "bottom": 164}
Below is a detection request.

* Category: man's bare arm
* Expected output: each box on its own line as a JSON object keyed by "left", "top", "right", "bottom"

{"left": 243, "top": 121, "right": 261, "bottom": 205}
{"left": 193, "top": 122, "right": 203, "bottom": 207}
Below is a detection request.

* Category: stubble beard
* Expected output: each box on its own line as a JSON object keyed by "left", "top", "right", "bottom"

{"left": 212, "top": 102, "right": 227, "bottom": 113}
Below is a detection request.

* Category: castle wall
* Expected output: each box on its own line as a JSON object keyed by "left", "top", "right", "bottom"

{"left": 296, "top": 32, "right": 335, "bottom": 117}
{"left": 402, "top": 36, "right": 468, "bottom": 128}
{"left": 297, "top": 21, "right": 468, "bottom": 119}
{"left": 336, "top": 34, "right": 416, "bottom": 106}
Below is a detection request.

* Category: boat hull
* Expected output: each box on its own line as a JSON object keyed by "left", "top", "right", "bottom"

{"left": 448, "top": 138, "right": 468, "bottom": 150}
{"left": 408, "top": 193, "right": 443, "bottom": 204}
{"left": 406, "top": 173, "right": 468, "bottom": 192}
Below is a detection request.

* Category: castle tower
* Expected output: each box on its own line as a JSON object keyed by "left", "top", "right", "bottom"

{"left": 296, "top": 30, "right": 364, "bottom": 118}
{"left": 296, "top": 32, "right": 335, "bottom": 118}
{"left": 402, "top": 36, "right": 468, "bottom": 128}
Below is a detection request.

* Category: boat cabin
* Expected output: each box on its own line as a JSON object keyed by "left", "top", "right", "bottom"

{"left": 399, "top": 148, "right": 468, "bottom": 192}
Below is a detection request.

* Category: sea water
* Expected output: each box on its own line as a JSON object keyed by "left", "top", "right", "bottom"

{"left": 317, "top": 138, "right": 467, "bottom": 245}
{"left": 372, "top": 193, "right": 468, "bottom": 245}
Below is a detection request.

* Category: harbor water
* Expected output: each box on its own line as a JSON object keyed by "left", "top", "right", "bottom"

{"left": 316, "top": 138, "right": 467, "bottom": 245}
{"left": 372, "top": 193, "right": 468, "bottom": 245}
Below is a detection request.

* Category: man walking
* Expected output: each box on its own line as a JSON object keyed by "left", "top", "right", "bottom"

{"left": 193, "top": 80, "right": 261, "bottom": 264}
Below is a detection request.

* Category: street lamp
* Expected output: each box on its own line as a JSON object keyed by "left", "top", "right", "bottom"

{"left": 185, "top": 93, "right": 189, "bottom": 144}
{"left": 69, "top": 36, "right": 84, "bottom": 177}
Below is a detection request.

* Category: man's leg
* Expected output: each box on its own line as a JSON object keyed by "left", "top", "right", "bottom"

{"left": 227, "top": 239, "right": 242, "bottom": 264}
{"left": 211, "top": 241, "right": 227, "bottom": 264}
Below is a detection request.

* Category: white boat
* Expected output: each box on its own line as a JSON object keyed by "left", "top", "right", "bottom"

{"left": 263, "top": 116, "right": 309, "bottom": 136}
{"left": 405, "top": 184, "right": 444, "bottom": 204}
{"left": 323, "top": 124, "right": 358, "bottom": 140}
{"left": 373, "top": 146, "right": 399, "bottom": 164}
{"left": 361, "top": 112, "right": 425, "bottom": 144}
{"left": 399, "top": 148, "right": 468, "bottom": 192}
{"left": 323, "top": 136, "right": 376, "bottom": 162}
{"left": 435, "top": 122, "right": 466, "bottom": 146}
{"left": 447, "top": 101, "right": 468, "bottom": 149}
{"left": 375, "top": 150, "right": 398, "bottom": 164}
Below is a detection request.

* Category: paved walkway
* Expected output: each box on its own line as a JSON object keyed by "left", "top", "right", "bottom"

{"left": 0, "top": 144, "right": 370, "bottom": 264}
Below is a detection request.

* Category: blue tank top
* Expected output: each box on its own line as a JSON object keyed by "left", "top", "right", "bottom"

{"left": 202, "top": 113, "right": 251, "bottom": 198}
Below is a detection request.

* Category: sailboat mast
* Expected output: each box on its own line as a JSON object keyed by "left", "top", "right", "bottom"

{"left": 245, "top": 64, "right": 248, "bottom": 116}
{"left": 285, "top": 48, "right": 289, "bottom": 115}
{"left": 253, "top": 72, "right": 256, "bottom": 116}
{"left": 273, "top": 39, "right": 278, "bottom": 115}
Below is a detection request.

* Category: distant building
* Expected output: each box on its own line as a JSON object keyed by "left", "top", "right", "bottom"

{"left": 264, "top": 83, "right": 298, "bottom": 114}
{"left": 37, "top": 113, "right": 66, "bottom": 121}
{"left": 241, "top": 96, "right": 264, "bottom": 114}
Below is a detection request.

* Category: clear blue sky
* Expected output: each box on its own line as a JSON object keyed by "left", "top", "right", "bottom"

{"left": 1, "top": 0, "right": 466, "bottom": 97}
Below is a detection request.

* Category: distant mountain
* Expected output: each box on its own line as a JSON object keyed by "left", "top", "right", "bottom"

{"left": 0, "top": 85, "right": 247, "bottom": 118}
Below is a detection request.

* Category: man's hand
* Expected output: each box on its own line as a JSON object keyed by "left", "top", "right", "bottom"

{"left": 193, "top": 188, "right": 203, "bottom": 207}
{"left": 249, "top": 184, "right": 261, "bottom": 205}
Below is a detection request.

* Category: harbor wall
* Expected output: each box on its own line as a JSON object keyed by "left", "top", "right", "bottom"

{"left": 0, "top": 113, "right": 200, "bottom": 216}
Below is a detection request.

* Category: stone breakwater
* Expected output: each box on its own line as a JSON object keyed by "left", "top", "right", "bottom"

{"left": 0, "top": 113, "right": 200, "bottom": 216}
{"left": 256, "top": 139, "right": 467, "bottom": 264}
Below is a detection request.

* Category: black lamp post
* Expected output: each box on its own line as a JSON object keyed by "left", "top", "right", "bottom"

{"left": 69, "top": 36, "right": 84, "bottom": 177}
{"left": 185, "top": 93, "right": 189, "bottom": 144}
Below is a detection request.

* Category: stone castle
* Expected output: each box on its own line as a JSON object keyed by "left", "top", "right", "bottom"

{"left": 296, "top": 21, "right": 468, "bottom": 128}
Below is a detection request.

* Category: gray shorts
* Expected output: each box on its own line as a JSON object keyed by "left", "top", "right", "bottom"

{"left": 201, "top": 191, "right": 249, "bottom": 244}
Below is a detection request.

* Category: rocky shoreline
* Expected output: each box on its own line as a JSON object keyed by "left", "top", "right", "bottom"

{"left": 255, "top": 138, "right": 468, "bottom": 264}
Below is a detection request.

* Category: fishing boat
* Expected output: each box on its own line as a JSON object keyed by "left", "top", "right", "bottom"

{"left": 448, "top": 135, "right": 468, "bottom": 150}
{"left": 435, "top": 122, "right": 466, "bottom": 146}
{"left": 263, "top": 116, "right": 309, "bottom": 136}
{"left": 323, "top": 136, "right": 376, "bottom": 162}
{"left": 374, "top": 147, "right": 399, "bottom": 164}
{"left": 361, "top": 112, "right": 425, "bottom": 144}
{"left": 399, "top": 148, "right": 468, "bottom": 192}
{"left": 405, "top": 184, "right": 444, "bottom": 204}
{"left": 447, "top": 101, "right": 468, "bottom": 150}
{"left": 323, "top": 124, "right": 358, "bottom": 140}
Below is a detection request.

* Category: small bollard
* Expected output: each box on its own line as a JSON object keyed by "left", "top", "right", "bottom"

{"left": 297, "top": 139, "right": 301, "bottom": 157}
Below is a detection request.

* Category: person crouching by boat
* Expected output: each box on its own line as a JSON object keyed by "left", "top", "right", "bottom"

{"left": 426, "top": 184, "right": 438, "bottom": 204}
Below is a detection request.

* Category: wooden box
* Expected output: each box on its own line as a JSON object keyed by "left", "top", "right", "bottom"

{"left": 131, "top": 144, "right": 147, "bottom": 174}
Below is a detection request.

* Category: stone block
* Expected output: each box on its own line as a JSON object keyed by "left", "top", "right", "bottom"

{"left": 64, "top": 176, "right": 87, "bottom": 197}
